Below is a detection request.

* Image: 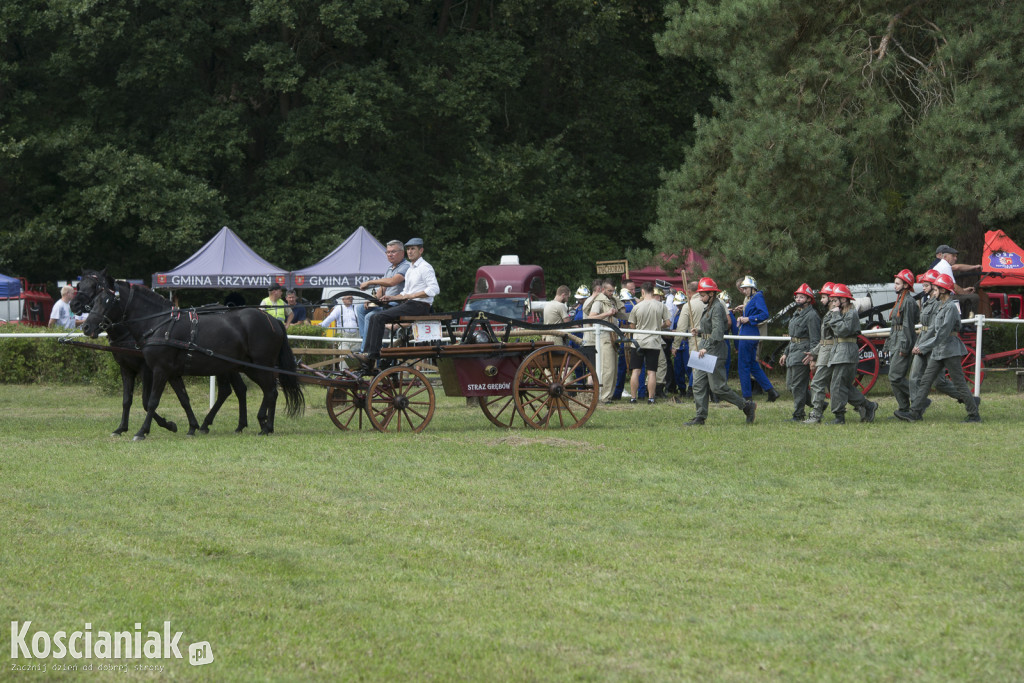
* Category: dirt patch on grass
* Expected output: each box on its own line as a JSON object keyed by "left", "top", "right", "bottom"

{"left": 489, "top": 434, "right": 604, "bottom": 450}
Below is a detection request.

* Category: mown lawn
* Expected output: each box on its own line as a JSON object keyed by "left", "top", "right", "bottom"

{"left": 2, "top": 377, "right": 1022, "bottom": 681}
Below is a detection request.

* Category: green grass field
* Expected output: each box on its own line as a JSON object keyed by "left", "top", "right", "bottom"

{"left": 2, "top": 375, "right": 1023, "bottom": 681}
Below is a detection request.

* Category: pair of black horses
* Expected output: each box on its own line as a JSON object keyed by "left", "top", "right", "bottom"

{"left": 73, "top": 270, "right": 304, "bottom": 441}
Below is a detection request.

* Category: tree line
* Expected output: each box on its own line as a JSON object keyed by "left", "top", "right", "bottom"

{"left": 3, "top": 1, "right": 1020, "bottom": 310}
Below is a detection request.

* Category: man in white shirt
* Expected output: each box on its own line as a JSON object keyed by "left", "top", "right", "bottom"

{"left": 356, "top": 238, "right": 440, "bottom": 365}
{"left": 932, "top": 244, "right": 981, "bottom": 316}
{"left": 49, "top": 285, "right": 77, "bottom": 330}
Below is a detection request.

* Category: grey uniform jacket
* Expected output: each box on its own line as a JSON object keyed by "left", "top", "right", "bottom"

{"left": 811, "top": 309, "right": 837, "bottom": 365}
{"left": 826, "top": 306, "right": 862, "bottom": 366}
{"left": 783, "top": 305, "right": 821, "bottom": 367}
{"left": 915, "top": 296, "right": 939, "bottom": 350}
{"left": 696, "top": 298, "right": 730, "bottom": 359}
{"left": 914, "top": 298, "right": 967, "bottom": 360}
{"left": 882, "top": 291, "right": 919, "bottom": 356}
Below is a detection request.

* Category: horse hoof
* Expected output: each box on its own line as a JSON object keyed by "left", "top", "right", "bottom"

{"left": 199, "top": 428, "right": 210, "bottom": 435}
{"left": 132, "top": 435, "right": 146, "bottom": 442}
{"left": 166, "top": 422, "right": 178, "bottom": 433}
{"left": 111, "top": 431, "right": 124, "bottom": 437}
{"left": 234, "top": 427, "right": 245, "bottom": 434}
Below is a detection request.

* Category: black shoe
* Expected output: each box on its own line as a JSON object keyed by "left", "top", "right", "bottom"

{"left": 963, "top": 414, "right": 982, "bottom": 423}
{"left": 791, "top": 414, "right": 805, "bottom": 422}
{"left": 742, "top": 400, "right": 756, "bottom": 424}
{"left": 861, "top": 401, "right": 878, "bottom": 423}
{"left": 827, "top": 414, "right": 846, "bottom": 425}
{"left": 767, "top": 388, "right": 780, "bottom": 403}
{"left": 629, "top": 398, "right": 638, "bottom": 404}
{"left": 647, "top": 398, "right": 656, "bottom": 405}
{"left": 894, "top": 409, "right": 922, "bottom": 422}
{"left": 684, "top": 417, "right": 706, "bottom": 426}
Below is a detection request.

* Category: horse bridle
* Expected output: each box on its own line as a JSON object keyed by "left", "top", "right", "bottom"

{"left": 80, "top": 275, "right": 133, "bottom": 333}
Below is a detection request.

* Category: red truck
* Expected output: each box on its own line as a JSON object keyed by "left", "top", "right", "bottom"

{"left": 462, "top": 256, "right": 545, "bottom": 321}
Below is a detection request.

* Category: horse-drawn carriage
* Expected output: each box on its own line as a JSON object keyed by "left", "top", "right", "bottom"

{"left": 69, "top": 270, "right": 610, "bottom": 438}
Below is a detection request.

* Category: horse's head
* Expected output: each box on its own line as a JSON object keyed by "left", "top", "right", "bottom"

{"left": 71, "top": 269, "right": 113, "bottom": 315}
{"left": 78, "top": 270, "right": 125, "bottom": 338}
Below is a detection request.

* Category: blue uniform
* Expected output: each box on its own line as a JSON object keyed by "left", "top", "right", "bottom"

{"left": 737, "top": 290, "right": 774, "bottom": 398}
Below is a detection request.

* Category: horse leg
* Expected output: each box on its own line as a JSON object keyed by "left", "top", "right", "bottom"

{"left": 199, "top": 375, "right": 233, "bottom": 434}
{"left": 230, "top": 372, "right": 248, "bottom": 433}
{"left": 141, "top": 363, "right": 177, "bottom": 434}
{"left": 113, "top": 364, "right": 134, "bottom": 436}
{"left": 250, "top": 371, "right": 278, "bottom": 435}
{"left": 167, "top": 377, "right": 202, "bottom": 436}
{"left": 133, "top": 372, "right": 167, "bottom": 441}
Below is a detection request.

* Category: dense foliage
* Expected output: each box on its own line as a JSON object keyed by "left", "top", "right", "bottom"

{"left": 1, "top": 0, "right": 714, "bottom": 308}
{"left": 648, "top": 0, "right": 1024, "bottom": 298}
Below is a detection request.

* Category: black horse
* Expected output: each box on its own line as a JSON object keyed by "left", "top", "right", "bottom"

{"left": 71, "top": 286, "right": 250, "bottom": 437}
{"left": 78, "top": 270, "right": 303, "bottom": 440}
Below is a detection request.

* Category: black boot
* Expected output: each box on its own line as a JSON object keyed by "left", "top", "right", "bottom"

{"left": 861, "top": 401, "right": 878, "bottom": 423}
{"left": 827, "top": 412, "right": 846, "bottom": 425}
{"left": 894, "top": 409, "right": 922, "bottom": 422}
{"left": 742, "top": 400, "right": 757, "bottom": 424}
{"left": 767, "top": 387, "right": 780, "bottom": 403}
{"left": 684, "top": 416, "right": 706, "bottom": 426}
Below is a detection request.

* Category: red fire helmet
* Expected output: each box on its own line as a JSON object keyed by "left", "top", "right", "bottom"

{"left": 697, "top": 277, "right": 720, "bottom": 293}
{"left": 830, "top": 283, "right": 854, "bottom": 300}
{"left": 921, "top": 269, "right": 940, "bottom": 284}
{"left": 819, "top": 282, "right": 836, "bottom": 296}
{"left": 895, "top": 269, "right": 915, "bottom": 286}
{"left": 793, "top": 283, "right": 815, "bottom": 298}
{"left": 932, "top": 273, "right": 955, "bottom": 292}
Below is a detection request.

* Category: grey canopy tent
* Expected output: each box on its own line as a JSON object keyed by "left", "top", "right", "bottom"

{"left": 289, "top": 226, "right": 389, "bottom": 290}
{"left": 152, "top": 226, "right": 288, "bottom": 289}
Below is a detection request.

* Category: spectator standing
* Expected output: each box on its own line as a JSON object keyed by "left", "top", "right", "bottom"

{"left": 543, "top": 285, "right": 573, "bottom": 344}
{"left": 627, "top": 282, "right": 671, "bottom": 404}
{"left": 49, "top": 285, "right": 77, "bottom": 330}
{"left": 261, "top": 284, "right": 288, "bottom": 323}
{"left": 285, "top": 289, "right": 307, "bottom": 327}
{"left": 320, "top": 295, "right": 360, "bottom": 350}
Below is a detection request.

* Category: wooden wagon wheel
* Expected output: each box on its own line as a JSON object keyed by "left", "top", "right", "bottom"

{"left": 513, "top": 346, "right": 598, "bottom": 429}
{"left": 326, "top": 384, "right": 365, "bottom": 431}
{"left": 854, "top": 334, "right": 879, "bottom": 394}
{"left": 365, "top": 366, "right": 435, "bottom": 433}
{"left": 479, "top": 395, "right": 522, "bottom": 429}
{"left": 952, "top": 342, "right": 984, "bottom": 388}
{"left": 812, "top": 334, "right": 880, "bottom": 397}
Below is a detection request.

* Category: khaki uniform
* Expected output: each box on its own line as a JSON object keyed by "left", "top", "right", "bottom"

{"left": 882, "top": 290, "right": 920, "bottom": 411}
{"left": 824, "top": 306, "right": 871, "bottom": 417}
{"left": 782, "top": 304, "right": 820, "bottom": 419}
{"left": 588, "top": 293, "right": 625, "bottom": 402}
{"left": 910, "top": 298, "right": 978, "bottom": 417}
{"left": 909, "top": 295, "right": 958, "bottom": 406}
{"left": 543, "top": 300, "right": 570, "bottom": 344}
{"left": 692, "top": 298, "right": 747, "bottom": 420}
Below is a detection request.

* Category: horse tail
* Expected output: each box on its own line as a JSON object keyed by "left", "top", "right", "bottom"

{"left": 277, "top": 334, "right": 305, "bottom": 418}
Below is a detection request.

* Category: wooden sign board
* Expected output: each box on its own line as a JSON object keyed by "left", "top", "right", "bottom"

{"left": 596, "top": 259, "right": 629, "bottom": 276}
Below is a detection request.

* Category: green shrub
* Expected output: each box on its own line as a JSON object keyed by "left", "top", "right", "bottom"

{"left": 0, "top": 327, "right": 120, "bottom": 389}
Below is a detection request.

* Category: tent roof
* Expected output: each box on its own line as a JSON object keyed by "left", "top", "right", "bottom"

{"left": 629, "top": 251, "right": 709, "bottom": 288}
{"left": 981, "top": 230, "right": 1024, "bottom": 288}
{"left": 290, "top": 226, "right": 389, "bottom": 289}
{"left": 152, "top": 226, "right": 288, "bottom": 289}
{"left": 0, "top": 272, "right": 22, "bottom": 298}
